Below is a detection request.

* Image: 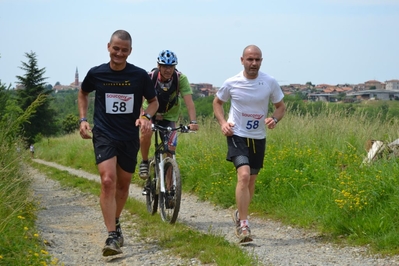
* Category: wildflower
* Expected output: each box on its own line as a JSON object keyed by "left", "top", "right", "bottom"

{"left": 18, "top": 215, "right": 25, "bottom": 220}
{"left": 24, "top": 227, "right": 29, "bottom": 231}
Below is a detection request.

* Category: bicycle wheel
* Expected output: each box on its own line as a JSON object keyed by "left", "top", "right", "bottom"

{"left": 159, "top": 157, "right": 181, "bottom": 224}
{"left": 145, "top": 159, "right": 158, "bottom": 214}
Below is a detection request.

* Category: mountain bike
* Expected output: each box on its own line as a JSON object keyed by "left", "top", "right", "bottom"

{"left": 143, "top": 123, "right": 191, "bottom": 224}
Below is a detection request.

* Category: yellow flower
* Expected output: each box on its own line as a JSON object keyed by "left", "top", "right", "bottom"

{"left": 0, "top": 255, "right": 3, "bottom": 259}
{"left": 18, "top": 215, "right": 25, "bottom": 220}
{"left": 24, "top": 227, "right": 29, "bottom": 231}
{"left": 34, "top": 234, "right": 39, "bottom": 237}
{"left": 41, "top": 250, "right": 48, "bottom": 255}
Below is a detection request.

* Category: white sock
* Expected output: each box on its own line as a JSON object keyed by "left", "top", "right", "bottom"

{"left": 240, "top": 220, "right": 249, "bottom": 228}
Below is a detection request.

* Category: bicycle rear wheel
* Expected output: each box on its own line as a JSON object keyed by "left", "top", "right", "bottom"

{"left": 159, "top": 157, "right": 181, "bottom": 224}
{"left": 145, "top": 159, "right": 158, "bottom": 214}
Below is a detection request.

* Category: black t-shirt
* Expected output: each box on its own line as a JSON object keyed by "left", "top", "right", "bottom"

{"left": 82, "top": 62, "right": 156, "bottom": 141}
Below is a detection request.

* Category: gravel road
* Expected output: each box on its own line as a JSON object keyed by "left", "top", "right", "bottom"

{"left": 31, "top": 159, "right": 399, "bottom": 266}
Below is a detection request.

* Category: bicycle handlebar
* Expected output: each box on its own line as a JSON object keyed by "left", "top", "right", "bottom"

{"left": 151, "top": 123, "right": 192, "bottom": 133}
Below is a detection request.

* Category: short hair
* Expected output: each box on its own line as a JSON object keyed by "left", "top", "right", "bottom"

{"left": 110, "top": 30, "right": 132, "bottom": 45}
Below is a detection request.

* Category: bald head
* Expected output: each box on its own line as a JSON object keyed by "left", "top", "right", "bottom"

{"left": 242, "top": 45, "right": 262, "bottom": 57}
{"left": 241, "top": 45, "right": 263, "bottom": 79}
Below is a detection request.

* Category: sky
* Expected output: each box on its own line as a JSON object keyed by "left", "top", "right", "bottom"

{"left": 0, "top": 0, "right": 398, "bottom": 88}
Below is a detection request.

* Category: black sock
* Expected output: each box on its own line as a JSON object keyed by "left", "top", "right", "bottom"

{"left": 142, "top": 160, "right": 148, "bottom": 164}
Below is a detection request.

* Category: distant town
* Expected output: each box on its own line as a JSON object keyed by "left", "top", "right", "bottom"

{"left": 48, "top": 68, "right": 399, "bottom": 102}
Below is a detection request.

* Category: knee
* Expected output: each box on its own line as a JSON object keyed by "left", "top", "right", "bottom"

{"left": 101, "top": 175, "right": 116, "bottom": 190}
{"left": 238, "top": 172, "right": 251, "bottom": 185}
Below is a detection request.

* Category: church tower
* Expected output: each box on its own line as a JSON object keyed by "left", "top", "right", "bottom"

{"left": 75, "top": 67, "right": 79, "bottom": 87}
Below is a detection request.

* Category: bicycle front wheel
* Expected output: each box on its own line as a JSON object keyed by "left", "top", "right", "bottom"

{"left": 145, "top": 159, "right": 158, "bottom": 215}
{"left": 159, "top": 157, "right": 181, "bottom": 224}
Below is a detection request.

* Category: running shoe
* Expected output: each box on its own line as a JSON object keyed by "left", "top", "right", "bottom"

{"left": 235, "top": 225, "right": 252, "bottom": 241}
{"left": 232, "top": 209, "right": 240, "bottom": 232}
{"left": 102, "top": 237, "right": 122, "bottom": 257}
{"left": 116, "top": 234, "right": 124, "bottom": 247}
{"left": 139, "top": 161, "right": 149, "bottom": 179}
{"left": 116, "top": 222, "right": 124, "bottom": 247}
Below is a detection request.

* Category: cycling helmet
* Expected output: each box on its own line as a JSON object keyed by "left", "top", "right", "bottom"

{"left": 157, "top": 50, "right": 178, "bottom": 65}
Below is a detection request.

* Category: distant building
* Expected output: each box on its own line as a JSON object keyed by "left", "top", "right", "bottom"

{"left": 190, "top": 83, "right": 216, "bottom": 97}
{"left": 385, "top": 79, "right": 399, "bottom": 91}
{"left": 53, "top": 67, "right": 81, "bottom": 92}
{"left": 364, "top": 80, "right": 385, "bottom": 90}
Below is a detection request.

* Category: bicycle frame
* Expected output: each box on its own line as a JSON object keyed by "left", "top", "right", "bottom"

{"left": 154, "top": 129, "right": 173, "bottom": 195}
{"left": 152, "top": 124, "right": 189, "bottom": 193}
{"left": 145, "top": 123, "right": 191, "bottom": 223}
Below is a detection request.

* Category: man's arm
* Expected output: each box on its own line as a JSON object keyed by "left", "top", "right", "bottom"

{"left": 265, "top": 100, "right": 286, "bottom": 129}
{"left": 144, "top": 97, "right": 159, "bottom": 117}
{"left": 213, "top": 96, "right": 234, "bottom": 136}
{"left": 77, "top": 89, "right": 92, "bottom": 139}
{"left": 271, "top": 100, "right": 286, "bottom": 122}
{"left": 212, "top": 96, "right": 226, "bottom": 126}
{"left": 78, "top": 89, "right": 89, "bottom": 119}
{"left": 182, "top": 94, "right": 199, "bottom": 130}
{"left": 136, "top": 96, "right": 159, "bottom": 134}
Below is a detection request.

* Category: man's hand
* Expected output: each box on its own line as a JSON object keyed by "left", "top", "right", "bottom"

{"left": 221, "top": 122, "right": 235, "bottom": 136}
{"left": 189, "top": 123, "right": 199, "bottom": 131}
{"left": 136, "top": 117, "right": 152, "bottom": 134}
{"left": 79, "top": 122, "right": 92, "bottom": 139}
{"left": 265, "top": 117, "right": 277, "bottom": 129}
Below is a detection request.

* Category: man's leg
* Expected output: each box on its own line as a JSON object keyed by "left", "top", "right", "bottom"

{"left": 114, "top": 164, "right": 132, "bottom": 247}
{"left": 97, "top": 157, "right": 122, "bottom": 256}
{"left": 115, "top": 164, "right": 132, "bottom": 218}
{"left": 235, "top": 165, "right": 251, "bottom": 221}
{"left": 139, "top": 131, "right": 152, "bottom": 178}
{"left": 98, "top": 157, "right": 118, "bottom": 233}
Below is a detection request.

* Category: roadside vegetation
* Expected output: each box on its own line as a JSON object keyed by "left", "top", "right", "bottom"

{"left": 33, "top": 105, "right": 399, "bottom": 257}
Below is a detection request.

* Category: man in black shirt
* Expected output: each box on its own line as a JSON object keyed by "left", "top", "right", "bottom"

{"left": 78, "top": 29, "right": 158, "bottom": 256}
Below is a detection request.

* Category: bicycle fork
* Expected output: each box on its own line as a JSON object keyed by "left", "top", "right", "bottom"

{"left": 158, "top": 154, "right": 177, "bottom": 194}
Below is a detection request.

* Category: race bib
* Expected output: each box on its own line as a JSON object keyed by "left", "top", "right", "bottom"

{"left": 240, "top": 113, "right": 264, "bottom": 131}
{"left": 105, "top": 93, "right": 134, "bottom": 114}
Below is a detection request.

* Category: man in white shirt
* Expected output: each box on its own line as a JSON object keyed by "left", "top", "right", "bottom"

{"left": 213, "top": 45, "right": 286, "bottom": 243}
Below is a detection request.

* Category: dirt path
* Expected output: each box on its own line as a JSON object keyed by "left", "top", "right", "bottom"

{"left": 32, "top": 159, "right": 399, "bottom": 266}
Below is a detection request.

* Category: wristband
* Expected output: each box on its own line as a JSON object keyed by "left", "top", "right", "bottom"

{"left": 79, "top": 117, "right": 88, "bottom": 124}
{"left": 272, "top": 117, "right": 278, "bottom": 124}
{"left": 190, "top": 120, "right": 197, "bottom": 124}
{"left": 142, "top": 113, "right": 151, "bottom": 120}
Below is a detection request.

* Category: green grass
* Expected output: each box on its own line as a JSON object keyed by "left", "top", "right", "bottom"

{"left": 32, "top": 106, "right": 399, "bottom": 256}
{"left": 0, "top": 142, "right": 53, "bottom": 265}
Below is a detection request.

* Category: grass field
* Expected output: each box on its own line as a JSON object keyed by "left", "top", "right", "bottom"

{"left": 33, "top": 107, "right": 399, "bottom": 255}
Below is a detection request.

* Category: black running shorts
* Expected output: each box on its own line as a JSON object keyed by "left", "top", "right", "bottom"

{"left": 226, "top": 135, "right": 266, "bottom": 169}
{"left": 92, "top": 128, "right": 139, "bottom": 173}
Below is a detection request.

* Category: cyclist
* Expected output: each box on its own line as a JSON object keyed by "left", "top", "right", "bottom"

{"left": 139, "top": 50, "right": 199, "bottom": 196}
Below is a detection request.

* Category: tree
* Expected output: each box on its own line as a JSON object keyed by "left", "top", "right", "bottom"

{"left": 62, "top": 114, "right": 79, "bottom": 134}
{"left": 15, "top": 51, "right": 58, "bottom": 144}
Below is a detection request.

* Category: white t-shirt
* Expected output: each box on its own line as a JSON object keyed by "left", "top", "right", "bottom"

{"left": 216, "top": 71, "right": 284, "bottom": 139}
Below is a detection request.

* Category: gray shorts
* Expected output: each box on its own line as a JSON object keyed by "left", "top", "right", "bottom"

{"left": 92, "top": 128, "right": 139, "bottom": 173}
